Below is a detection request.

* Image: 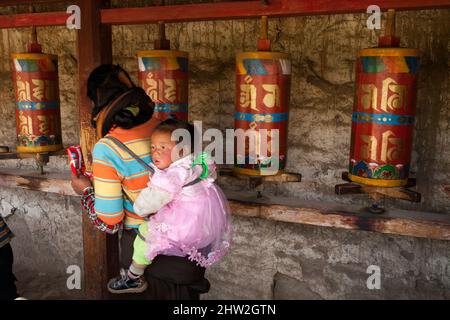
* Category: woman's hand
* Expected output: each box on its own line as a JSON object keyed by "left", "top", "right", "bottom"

{"left": 71, "top": 173, "right": 93, "bottom": 195}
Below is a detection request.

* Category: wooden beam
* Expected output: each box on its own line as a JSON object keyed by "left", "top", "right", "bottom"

{"left": 0, "top": 149, "right": 66, "bottom": 160}
{"left": 100, "top": 0, "right": 450, "bottom": 25}
{"left": 227, "top": 191, "right": 450, "bottom": 241}
{"left": 1, "top": 169, "right": 449, "bottom": 241}
{"left": 1, "top": 0, "right": 449, "bottom": 29}
{"left": 77, "top": 0, "right": 117, "bottom": 300}
{"left": 279, "top": 0, "right": 450, "bottom": 14}
{"left": 0, "top": 0, "right": 66, "bottom": 6}
{"left": 0, "top": 169, "right": 77, "bottom": 196}
{"left": 0, "top": 11, "right": 69, "bottom": 28}
{"left": 219, "top": 167, "right": 301, "bottom": 182}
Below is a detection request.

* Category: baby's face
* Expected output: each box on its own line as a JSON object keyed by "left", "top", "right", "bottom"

{"left": 151, "top": 131, "right": 177, "bottom": 170}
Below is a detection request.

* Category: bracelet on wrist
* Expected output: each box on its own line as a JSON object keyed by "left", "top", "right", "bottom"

{"left": 82, "top": 186, "right": 94, "bottom": 196}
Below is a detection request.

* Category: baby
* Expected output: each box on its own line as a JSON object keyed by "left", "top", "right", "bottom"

{"left": 108, "top": 119, "right": 232, "bottom": 294}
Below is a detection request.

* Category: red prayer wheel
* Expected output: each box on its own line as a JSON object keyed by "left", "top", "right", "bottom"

{"left": 11, "top": 36, "right": 62, "bottom": 153}
{"left": 137, "top": 23, "right": 188, "bottom": 121}
{"left": 348, "top": 10, "right": 420, "bottom": 187}
{"left": 234, "top": 16, "right": 291, "bottom": 176}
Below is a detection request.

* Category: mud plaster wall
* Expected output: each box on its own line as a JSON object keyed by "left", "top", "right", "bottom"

{"left": 0, "top": 2, "right": 448, "bottom": 299}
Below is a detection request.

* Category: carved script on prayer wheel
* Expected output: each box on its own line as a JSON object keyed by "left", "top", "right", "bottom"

{"left": 234, "top": 52, "right": 291, "bottom": 176}
{"left": 137, "top": 50, "right": 188, "bottom": 121}
{"left": 348, "top": 48, "right": 420, "bottom": 187}
{"left": 12, "top": 53, "right": 63, "bottom": 153}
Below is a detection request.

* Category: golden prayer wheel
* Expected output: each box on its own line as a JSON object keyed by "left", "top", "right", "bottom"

{"left": 234, "top": 16, "right": 291, "bottom": 176}
{"left": 137, "top": 22, "right": 188, "bottom": 121}
{"left": 348, "top": 10, "right": 420, "bottom": 187}
{"left": 11, "top": 34, "right": 63, "bottom": 153}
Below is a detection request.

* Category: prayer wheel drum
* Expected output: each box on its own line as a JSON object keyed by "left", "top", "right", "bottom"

{"left": 348, "top": 47, "right": 420, "bottom": 187}
{"left": 12, "top": 53, "right": 63, "bottom": 153}
{"left": 137, "top": 50, "right": 189, "bottom": 121}
{"left": 234, "top": 51, "right": 291, "bottom": 176}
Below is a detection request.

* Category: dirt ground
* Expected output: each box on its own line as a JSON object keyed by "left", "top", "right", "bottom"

{"left": 14, "top": 269, "right": 84, "bottom": 300}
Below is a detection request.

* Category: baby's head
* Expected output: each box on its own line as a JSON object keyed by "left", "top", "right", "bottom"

{"left": 151, "top": 118, "right": 195, "bottom": 169}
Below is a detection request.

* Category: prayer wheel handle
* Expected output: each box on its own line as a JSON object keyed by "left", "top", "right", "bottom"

{"left": 154, "top": 21, "right": 171, "bottom": 50}
{"left": 28, "top": 6, "right": 42, "bottom": 53}
{"left": 378, "top": 9, "right": 400, "bottom": 48}
{"left": 257, "top": 16, "right": 271, "bottom": 51}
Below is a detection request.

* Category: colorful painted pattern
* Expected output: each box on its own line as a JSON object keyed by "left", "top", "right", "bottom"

{"left": 0, "top": 216, "right": 14, "bottom": 249}
{"left": 349, "top": 159, "right": 409, "bottom": 180}
{"left": 137, "top": 50, "right": 189, "bottom": 121}
{"left": 13, "top": 56, "right": 58, "bottom": 72}
{"left": 12, "top": 53, "right": 62, "bottom": 153}
{"left": 17, "top": 101, "right": 59, "bottom": 110}
{"left": 359, "top": 56, "right": 420, "bottom": 74}
{"left": 154, "top": 103, "right": 188, "bottom": 113}
{"left": 235, "top": 112, "right": 289, "bottom": 123}
{"left": 352, "top": 112, "right": 415, "bottom": 125}
{"left": 349, "top": 48, "right": 419, "bottom": 187}
{"left": 235, "top": 52, "right": 291, "bottom": 176}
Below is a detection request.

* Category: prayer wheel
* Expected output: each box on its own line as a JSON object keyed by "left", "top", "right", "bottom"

{"left": 348, "top": 10, "right": 420, "bottom": 187}
{"left": 137, "top": 22, "right": 188, "bottom": 121}
{"left": 12, "top": 30, "right": 62, "bottom": 153}
{"left": 234, "top": 16, "right": 291, "bottom": 176}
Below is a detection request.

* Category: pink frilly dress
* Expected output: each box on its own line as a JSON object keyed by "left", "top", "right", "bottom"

{"left": 133, "top": 154, "right": 232, "bottom": 268}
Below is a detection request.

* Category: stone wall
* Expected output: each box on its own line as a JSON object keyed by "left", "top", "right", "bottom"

{"left": 205, "top": 216, "right": 450, "bottom": 299}
{"left": 0, "top": 2, "right": 448, "bottom": 299}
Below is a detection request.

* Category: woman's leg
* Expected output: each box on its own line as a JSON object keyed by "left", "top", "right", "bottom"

{"left": 119, "top": 229, "right": 135, "bottom": 269}
{"left": 146, "top": 255, "right": 210, "bottom": 300}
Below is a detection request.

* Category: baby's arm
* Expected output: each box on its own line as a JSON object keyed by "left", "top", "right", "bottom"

{"left": 134, "top": 166, "right": 189, "bottom": 217}
{"left": 133, "top": 179, "right": 173, "bottom": 217}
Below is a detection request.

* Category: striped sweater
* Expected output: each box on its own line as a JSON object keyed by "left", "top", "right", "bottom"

{"left": 92, "top": 117, "right": 160, "bottom": 229}
{"left": 0, "top": 216, "right": 14, "bottom": 248}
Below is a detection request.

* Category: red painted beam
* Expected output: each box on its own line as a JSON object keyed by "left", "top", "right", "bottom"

{"left": 101, "top": 0, "right": 450, "bottom": 25}
{"left": 0, "top": 0, "right": 449, "bottom": 28}
{"left": 283, "top": 0, "right": 450, "bottom": 14}
{"left": 0, "top": 11, "right": 69, "bottom": 28}
{"left": 0, "top": 0, "right": 65, "bottom": 6}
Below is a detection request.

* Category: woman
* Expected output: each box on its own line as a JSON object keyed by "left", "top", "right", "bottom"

{"left": 71, "top": 64, "right": 210, "bottom": 299}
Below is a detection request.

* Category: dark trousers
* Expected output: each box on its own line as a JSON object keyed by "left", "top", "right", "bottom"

{"left": 119, "top": 229, "right": 210, "bottom": 300}
{"left": 0, "top": 243, "right": 18, "bottom": 300}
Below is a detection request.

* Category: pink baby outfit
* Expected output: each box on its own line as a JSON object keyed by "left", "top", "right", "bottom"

{"left": 134, "top": 154, "right": 232, "bottom": 267}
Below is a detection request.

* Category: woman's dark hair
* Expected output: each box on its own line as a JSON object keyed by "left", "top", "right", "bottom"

{"left": 112, "top": 109, "right": 136, "bottom": 129}
{"left": 87, "top": 64, "right": 154, "bottom": 136}
{"left": 87, "top": 64, "right": 134, "bottom": 118}
{"left": 154, "top": 118, "right": 196, "bottom": 152}
{"left": 101, "top": 87, "right": 154, "bottom": 137}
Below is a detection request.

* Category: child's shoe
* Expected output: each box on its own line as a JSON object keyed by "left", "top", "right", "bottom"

{"left": 107, "top": 268, "right": 148, "bottom": 294}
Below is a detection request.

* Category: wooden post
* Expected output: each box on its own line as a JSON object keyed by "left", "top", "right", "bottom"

{"left": 77, "top": 0, "right": 118, "bottom": 299}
